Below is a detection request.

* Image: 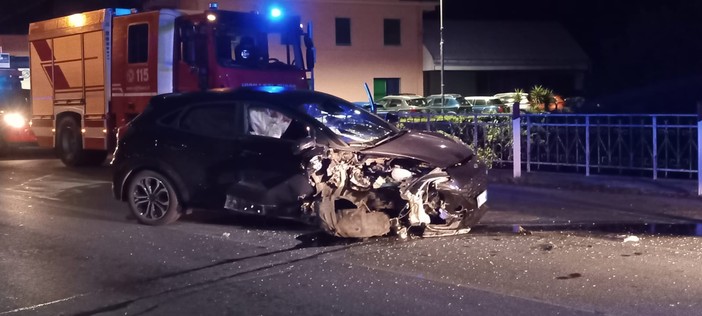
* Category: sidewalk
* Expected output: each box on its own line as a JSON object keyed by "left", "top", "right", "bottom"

{"left": 488, "top": 168, "right": 700, "bottom": 198}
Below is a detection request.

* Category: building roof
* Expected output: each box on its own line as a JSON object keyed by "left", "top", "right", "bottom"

{"left": 423, "top": 20, "right": 589, "bottom": 71}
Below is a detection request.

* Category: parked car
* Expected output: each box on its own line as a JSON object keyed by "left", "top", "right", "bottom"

{"left": 493, "top": 92, "right": 531, "bottom": 113}
{"left": 375, "top": 94, "right": 427, "bottom": 113}
{"left": 112, "top": 88, "right": 489, "bottom": 238}
{"left": 424, "top": 94, "right": 468, "bottom": 113}
{"left": 463, "top": 96, "right": 507, "bottom": 113}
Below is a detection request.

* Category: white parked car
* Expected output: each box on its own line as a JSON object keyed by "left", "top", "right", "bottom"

{"left": 494, "top": 92, "right": 531, "bottom": 113}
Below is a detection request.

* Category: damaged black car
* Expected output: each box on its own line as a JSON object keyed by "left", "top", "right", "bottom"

{"left": 112, "top": 88, "right": 489, "bottom": 238}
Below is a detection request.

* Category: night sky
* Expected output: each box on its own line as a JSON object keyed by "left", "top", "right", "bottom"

{"left": 2, "top": 0, "right": 701, "bottom": 112}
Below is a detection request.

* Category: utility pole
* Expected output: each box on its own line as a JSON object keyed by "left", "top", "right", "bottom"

{"left": 439, "top": 0, "right": 444, "bottom": 106}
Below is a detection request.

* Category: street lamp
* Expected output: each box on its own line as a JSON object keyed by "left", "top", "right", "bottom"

{"left": 440, "top": 0, "right": 444, "bottom": 107}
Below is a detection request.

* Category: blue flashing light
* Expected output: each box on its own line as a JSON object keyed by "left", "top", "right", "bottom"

{"left": 254, "top": 85, "right": 287, "bottom": 93}
{"left": 269, "top": 7, "right": 283, "bottom": 20}
{"left": 115, "top": 8, "right": 132, "bottom": 16}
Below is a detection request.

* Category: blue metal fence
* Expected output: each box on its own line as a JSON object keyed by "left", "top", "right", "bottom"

{"left": 394, "top": 112, "right": 698, "bottom": 179}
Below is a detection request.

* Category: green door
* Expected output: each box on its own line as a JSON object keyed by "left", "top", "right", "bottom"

{"left": 373, "top": 79, "right": 386, "bottom": 101}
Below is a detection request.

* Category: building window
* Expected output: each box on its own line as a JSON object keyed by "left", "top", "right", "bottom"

{"left": 128, "top": 24, "right": 149, "bottom": 63}
{"left": 384, "top": 19, "right": 401, "bottom": 46}
{"left": 335, "top": 18, "right": 351, "bottom": 46}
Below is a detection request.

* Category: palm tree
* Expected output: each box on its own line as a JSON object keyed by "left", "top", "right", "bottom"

{"left": 529, "top": 85, "right": 555, "bottom": 113}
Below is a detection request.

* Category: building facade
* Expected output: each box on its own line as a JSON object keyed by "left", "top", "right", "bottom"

{"left": 147, "top": 0, "right": 434, "bottom": 101}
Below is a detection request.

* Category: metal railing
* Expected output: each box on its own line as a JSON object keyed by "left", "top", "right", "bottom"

{"left": 394, "top": 112, "right": 698, "bottom": 179}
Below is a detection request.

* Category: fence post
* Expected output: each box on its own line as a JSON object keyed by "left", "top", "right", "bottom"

{"left": 512, "top": 103, "right": 522, "bottom": 178}
{"left": 526, "top": 115, "right": 531, "bottom": 172}
{"left": 697, "top": 102, "right": 702, "bottom": 196}
{"left": 585, "top": 115, "right": 590, "bottom": 176}
{"left": 652, "top": 116, "right": 658, "bottom": 180}
{"left": 425, "top": 112, "right": 431, "bottom": 131}
{"left": 473, "top": 114, "right": 478, "bottom": 148}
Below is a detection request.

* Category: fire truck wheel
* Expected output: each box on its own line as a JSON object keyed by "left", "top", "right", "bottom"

{"left": 57, "top": 116, "right": 87, "bottom": 166}
{"left": 127, "top": 170, "right": 181, "bottom": 226}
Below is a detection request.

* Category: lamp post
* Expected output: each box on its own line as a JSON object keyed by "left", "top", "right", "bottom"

{"left": 440, "top": 0, "right": 444, "bottom": 106}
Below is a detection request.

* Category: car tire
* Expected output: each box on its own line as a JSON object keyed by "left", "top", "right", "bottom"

{"left": 127, "top": 170, "right": 181, "bottom": 226}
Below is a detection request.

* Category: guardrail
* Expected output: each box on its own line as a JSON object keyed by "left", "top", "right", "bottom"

{"left": 393, "top": 112, "right": 698, "bottom": 179}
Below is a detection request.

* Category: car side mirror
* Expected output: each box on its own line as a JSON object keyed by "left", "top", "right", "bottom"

{"left": 293, "top": 137, "right": 316, "bottom": 155}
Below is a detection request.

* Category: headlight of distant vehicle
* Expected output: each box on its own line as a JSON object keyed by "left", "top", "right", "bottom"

{"left": 3, "top": 112, "right": 27, "bottom": 128}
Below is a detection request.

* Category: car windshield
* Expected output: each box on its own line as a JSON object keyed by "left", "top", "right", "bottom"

{"left": 299, "top": 97, "right": 396, "bottom": 144}
{"left": 407, "top": 98, "right": 427, "bottom": 107}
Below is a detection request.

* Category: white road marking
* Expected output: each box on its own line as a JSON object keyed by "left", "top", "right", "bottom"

{"left": 5, "top": 174, "right": 110, "bottom": 201}
{"left": 0, "top": 294, "right": 86, "bottom": 315}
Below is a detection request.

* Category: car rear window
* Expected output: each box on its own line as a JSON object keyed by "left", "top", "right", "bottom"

{"left": 407, "top": 98, "right": 426, "bottom": 107}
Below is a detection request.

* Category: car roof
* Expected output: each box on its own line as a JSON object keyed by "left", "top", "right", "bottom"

{"left": 381, "top": 95, "right": 424, "bottom": 100}
{"left": 464, "top": 96, "right": 501, "bottom": 100}
{"left": 148, "top": 88, "right": 339, "bottom": 113}
{"left": 426, "top": 94, "right": 462, "bottom": 98}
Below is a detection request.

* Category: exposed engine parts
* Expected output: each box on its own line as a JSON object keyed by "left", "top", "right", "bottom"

{"left": 306, "top": 148, "right": 487, "bottom": 238}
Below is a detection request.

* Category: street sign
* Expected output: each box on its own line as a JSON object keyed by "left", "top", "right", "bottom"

{"left": 0, "top": 53, "right": 9, "bottom": 68}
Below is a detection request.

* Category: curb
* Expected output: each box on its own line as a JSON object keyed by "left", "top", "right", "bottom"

{"left": 487, "top": 170, "right": 699, "bottom": 198}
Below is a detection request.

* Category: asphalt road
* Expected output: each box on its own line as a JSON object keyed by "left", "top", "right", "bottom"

{"left": 1, "top": 150, "right": 702, "bottom": 316}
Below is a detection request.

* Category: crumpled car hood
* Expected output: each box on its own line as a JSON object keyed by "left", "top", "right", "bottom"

{"left": 360, "top": 130, "right": 473, "bottom": 168}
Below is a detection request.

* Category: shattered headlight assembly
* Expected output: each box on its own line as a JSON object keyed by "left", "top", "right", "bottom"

{"left": 3, "top": 112, "right": 27, "bottom": 128}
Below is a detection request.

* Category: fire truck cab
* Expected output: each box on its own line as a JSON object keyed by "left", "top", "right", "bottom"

{"left": 28, "top": 5, "right": 315, "bottom": 166}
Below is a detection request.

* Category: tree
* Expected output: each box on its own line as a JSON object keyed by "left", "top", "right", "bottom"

{"left": 529, "top": 85, "right": 555, "bottom": 112}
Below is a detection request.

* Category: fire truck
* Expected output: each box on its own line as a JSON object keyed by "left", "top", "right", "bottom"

{"left": 0, "top": 68, "right": 37, "bottom": 154}
{"left": 28, "top": 4, "right": 315, "bottom": 166}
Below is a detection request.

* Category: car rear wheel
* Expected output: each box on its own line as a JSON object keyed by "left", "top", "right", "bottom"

{"left": 127, "top": 170, "right": 181, "bottom": 226}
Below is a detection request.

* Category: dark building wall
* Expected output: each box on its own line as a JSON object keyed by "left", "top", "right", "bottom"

{"left": 424, "top": 71, "right": 477, "bottom": 96}
{"left": 424, "top": 70, "right": 585, "bottom": 96}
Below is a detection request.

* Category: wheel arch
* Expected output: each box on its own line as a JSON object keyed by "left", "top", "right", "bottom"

{"left": 120, "top": 161, "right": 192, "bottom": 209}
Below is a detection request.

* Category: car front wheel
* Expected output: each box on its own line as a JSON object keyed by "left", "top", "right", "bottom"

{"left": 127, "top": 170, "right": 181, "bottom": 225}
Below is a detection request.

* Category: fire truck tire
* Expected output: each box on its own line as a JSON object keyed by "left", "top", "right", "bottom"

{"left": 126, "top": 170, "right": 181, "bottom": 226}
{"left": 57, "top": 116, "right": 88, "bottom": 166}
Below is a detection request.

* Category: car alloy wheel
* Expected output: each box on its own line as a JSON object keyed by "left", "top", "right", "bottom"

{"left": 128, "top": 170, "right": 181, "bottom": 225}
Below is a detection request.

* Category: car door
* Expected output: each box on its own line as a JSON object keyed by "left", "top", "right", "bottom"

{"left": 224, "top": 102, "right": 316, "bottom": 218}
{"left": 165, "top": 101, "right": 245, "bottom": 209}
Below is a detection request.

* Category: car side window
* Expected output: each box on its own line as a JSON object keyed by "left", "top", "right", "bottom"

{"left": 247, "top": 105, "right": 310, "bottom": 141}
{"left": 475, "top": 99, "right": 486, "bottom": 106}
{"left": 180, "top": 104, "right": 240, "bottom": 138}
{"left": 387, "top": 99, "right": 401, "bottom": 108}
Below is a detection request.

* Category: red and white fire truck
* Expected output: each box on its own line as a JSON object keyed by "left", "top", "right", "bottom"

{"left": 28, "top": 5, "right": 315, "bottom": 166}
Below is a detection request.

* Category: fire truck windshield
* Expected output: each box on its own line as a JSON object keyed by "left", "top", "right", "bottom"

{"left": 216, "top": 29, "right": 270, "bottom": 68}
